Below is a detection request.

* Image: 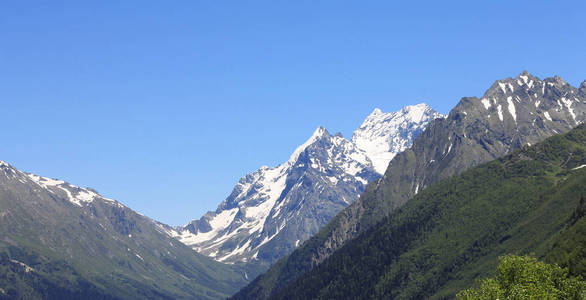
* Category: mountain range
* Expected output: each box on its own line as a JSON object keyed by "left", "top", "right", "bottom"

{"left": 0, "top": 103, "right": 444, "bottom": 299}
{"left": 1, "top": 71, "right": 584, "bottom": 299}
{"left": 232, "top": 71, "right": 586, "bottom": 299}
{"left": 271, "top": 119, "right": 586, "bottom": 299}
{"left": 172, "top": 104, "right": 443, "bottom": 266}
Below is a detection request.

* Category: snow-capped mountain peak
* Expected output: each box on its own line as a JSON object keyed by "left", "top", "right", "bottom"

{"left": 174, "top": 104, "right": 443, "bottom": 264}
{"left": 370, "top": 108, "right": 383, "bottom": 115}
{"left": 352, "top": 103, "right": 445, "bottom": 174}
{"left": 289, "top": 126, "right": 330, "bottom": 163}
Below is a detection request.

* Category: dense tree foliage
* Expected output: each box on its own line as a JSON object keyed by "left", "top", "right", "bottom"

{"left": 456, "top": 255, "right": 585, "bottom": 299}
{"left": 546, "top": 196, "right": 586, "bottom": 279}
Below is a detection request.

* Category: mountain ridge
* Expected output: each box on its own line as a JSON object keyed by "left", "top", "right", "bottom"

{"left": 173, "top": 104, "right": 443, "bottom": 266}
{"left": 272, "top": 122, "right": 586, "bottom": 299}
{"left": 0, "top": 160, "right": 250, "bottom": 299}
{"left": 231, "top": 71, "right": 586, "bottom": 299}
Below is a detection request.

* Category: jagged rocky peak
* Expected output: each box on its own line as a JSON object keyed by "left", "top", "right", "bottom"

{"left": 176, "top": 123, "right": 380, "bottom": 264}
{"left": 415, "top": 71, "right": 586, "bottom": 194}
{"left": 484, "top": 71, "right": 574, "bottom": 96}
{"left": 313, "top": 125, "right": 328, "bottom": 136}
{"left": 307, "top": 126, "right": 329, "bottom": 139}
{"left": 288, "top": 126, "right": 331, "bottom": 162}
{"left": 408, "top": 71, "right": 586, "bottom": 197}
{"left": 352, "top": 103, "right": 445, "bottom": 174}
{"left": 455, "top": 71, "right": 585, "bottom": 133}
{"left": 174, "top": 104, "right": 443, "bottom": 265}
{"left": 370, "top": 108, "right": 383, "bottom": 115}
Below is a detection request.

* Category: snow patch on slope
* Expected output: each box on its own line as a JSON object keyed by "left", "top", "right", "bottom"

{"left": 560, "top": 97, "right": 576, "bottom": 123}
{"left": 26, "top": 173, "right": 102, "bottom": 207}
{"left": 481, "top": 98, "right": 492, "bottom": 110}
{"left": 178, "top": 208, "right": 239, "bottom": 245}
{"left": 0, "top": 161, "right": 120, "bottom": 208}
{"left": 507, "top": 96, "right": 517, "bottom": 122}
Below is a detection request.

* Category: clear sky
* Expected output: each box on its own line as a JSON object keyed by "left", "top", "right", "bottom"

{"left": 1, "top": 1, "right": 585, "bottom": 225}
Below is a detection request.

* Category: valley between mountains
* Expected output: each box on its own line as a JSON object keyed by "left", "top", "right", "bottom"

{"left": 1, "top": 71, "right": 585, "bottom": 299}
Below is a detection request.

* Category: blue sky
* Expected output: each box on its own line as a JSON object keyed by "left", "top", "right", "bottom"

{"left": 1, "top": 1, "right": 585, "bottom": 225}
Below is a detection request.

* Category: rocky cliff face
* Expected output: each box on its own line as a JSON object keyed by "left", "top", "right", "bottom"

{"left": 174, "top": 104, "right": 443, "bottom": 265}
{"left": 231, "top": 71, "right": 586, "bottom": 299}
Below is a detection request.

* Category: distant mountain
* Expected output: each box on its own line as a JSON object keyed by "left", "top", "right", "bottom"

{"left": 173, "top": 104, "right": 443, "bottom": 266}
{"left": 271, "top": 122, "right": 586, "bottom": 299}
{"left": 352, "top": 104, "right": 440, "bottom": 174}
{"left": 232, "top": 71, "right": 586, "bottom": 299}
{"left": 0, "top": 161, "right": 249, "bottom": 300}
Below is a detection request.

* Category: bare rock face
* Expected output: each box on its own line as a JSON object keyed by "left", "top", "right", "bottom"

{"left": 174, "top": 105, "right": 442, "bottom": 266}
{"left": 232, "top": 71, "right": 586, "bottom": 300}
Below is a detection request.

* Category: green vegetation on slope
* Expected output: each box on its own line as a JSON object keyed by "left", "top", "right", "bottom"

{"left": 271, "top": 124, "right": 586, "bottom": 299}
{"left": 0, "top": 246, "right": 117, "bottom": 300}
{"left": 0, "top": 172, "right": 249, "bottom": 299}
{"left": 546, "top": 196, "right": 586, "bottom": 279}
{"left": 456, "top": 255, "right": 585, "bottom": 299}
